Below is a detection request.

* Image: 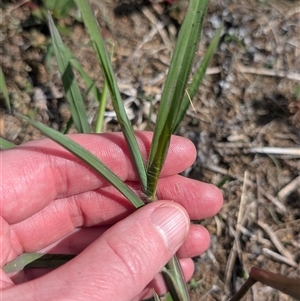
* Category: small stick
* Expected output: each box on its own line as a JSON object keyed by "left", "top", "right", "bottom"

{"left": 202, "top": 163, "right": 229, "bottom": 176}
{"left": 206, "top": 66, "right": 222, "bottom": 75}
{"left": 237, "top": 224, "right": 272, "bottom": 247}
{"left": 115, "top": 20, "right": 166, "bottom": 75}
{"left": 185, "top": 89, "right": 196, "bottom": 113}
{"left": 249, "top": 146, "right": 300, "bottom": 157}
{"left": 237, "top": 65, "right": 300, "bottom": 82}
{"left": 142, "top": 6, "right": 173, "bottom": 51}
{"left": 258, "top": 190, "right": 287, "bottom": 213}
{"left": 203, "top": 163, "right": 287, "bottom": 213}
{"left": 262, "top": 248, "right": 298, "bottom": 268}
{"left": 249, "top": 267, "right": 300, "bottom": 299}
{"left": 224, "top": 172, "right": 249, "bottom": 293}
{"left": 228, "top": 276, "right": 257, "bottom": 301}
{"left": 278, "top": 176, "right": 300, "bottom": 201}
{"left": 257, "top": 221, "right": 297, "bottom": 266}
{"left": 229, "top": 267, "right": 300, "bottom": 301}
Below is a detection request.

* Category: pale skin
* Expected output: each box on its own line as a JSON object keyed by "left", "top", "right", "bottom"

{"left": 0, "top": 132, "right": 223, "bottom": 301}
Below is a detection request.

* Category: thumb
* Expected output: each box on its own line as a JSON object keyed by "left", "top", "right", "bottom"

{"left": 3, "top": 201, "right": 190, "bottom": 301}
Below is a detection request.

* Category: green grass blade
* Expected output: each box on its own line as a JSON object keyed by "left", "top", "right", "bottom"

{"left": 62, "top": 79, "right": 98, "bottom": 134}
{"left": 146, "top": 0, "right": 209, "bottom": 199}
{"left": 173, "top": 26, "right": 222, "bottom": 133}
{"left": 95, "top": 75, "right": 108, "bottom": 133}
{"left": 162, "top": 256, "right": 190, "bottom": 301}
{"left": 3, "top": 253, "right": 76, "bottom": 273}
{"left": 82, "top": 80, "right": 98, "bottom": 103}
{"left": 74, "top": 0, "right": 147, "bottom": 192}
{"left": 63, "top": 116, "right": 73, "bottom": 134}
{"left": 165, "top": 293, "right": 174, "bottom": 301}
{"left": 0, "top": 66, "right": 11, "bottom": 114}
{"left": 0, "top": 137, "right": 15, "bottom": 150}
{"left": 18, "top": 114, "right": 144, "bottom": 208}
{"left": 95, "top": 45, "right": 113, "bottom": 133}
{"left": 45, "top": 0, "right": 76, "bottom": 18}
{"left": 3, "top": 253, "right": 45, "bottom": 273}
{"left": 67, "top": 49, "right": 102, "bottom": 103}
{"left": 48, "top": 12, "right": 90, "bottom": 134}
{"left": 146, "top": 1, "right": 209, "bottom": 300}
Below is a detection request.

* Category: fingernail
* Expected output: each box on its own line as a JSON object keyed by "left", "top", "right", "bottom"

{"left": 150, "top": 204, "right": 189, "bottom": 252}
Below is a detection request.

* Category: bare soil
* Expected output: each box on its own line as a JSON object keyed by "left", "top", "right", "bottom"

{"left": 1, "top": 0, "right": 300, "bottom": 300}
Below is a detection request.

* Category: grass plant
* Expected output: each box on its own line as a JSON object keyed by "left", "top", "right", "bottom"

{"left": 0, "top": 66, "right": 11, "bottom": 114}
{"left": 2, "top": 1, "right": 299, "bottom": 300}
{"left": 4, "top": 1, "right": 215, "bottom": 299}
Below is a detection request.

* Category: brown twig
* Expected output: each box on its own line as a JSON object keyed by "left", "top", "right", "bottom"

{"left": 224, "top": 171, "right": 250, "bottom": 295}
{"left": 249, "top": 146, "right": 300, "bottom": 157}
{"left": 249, "top": 267, "right": 300, "bottom": 300}
{"left": 278, "top": 176, "right": 300, "bottom": 201}
{"left": 228, "top": 276, "right": 257, "bottom": 301}
{"left": 229, "top": 267, "right": 300, "bottom": 301}
{"left": 237, "top": 64, "right": 300, "bottom": 82}
{"left": 257, "top": 221, "right": 297, "bottom": 267}
{"left": 262, "top": 248, "right": 298, "bottom": 268}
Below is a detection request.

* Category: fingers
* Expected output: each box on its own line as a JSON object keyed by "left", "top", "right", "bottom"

{"left": 11, "top": 176, "right": 222, "bottom": 253}
{"left": 177, "top": 225, "right": 210, "bottom": 258}
{"left": 0, "top": 217, "right": 10, "bottom": 266}
{"left": 43, "top": 224, "right": 210, "bottom": 260}
{"left": 157, "top": 176, "right": 223, "bottom": 220}
{"left": 1, "top": 132, "right": 196, "bottom": 224}
{"left": 3, "top": 201, "right": 190, "bottom": 301}
{"left": 11, "top": 223, "right": 209, "bottom": 272}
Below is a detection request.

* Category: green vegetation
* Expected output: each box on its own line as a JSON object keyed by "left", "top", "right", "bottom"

{"left": 4, "top": 1, "right": 298, "bottom": 301}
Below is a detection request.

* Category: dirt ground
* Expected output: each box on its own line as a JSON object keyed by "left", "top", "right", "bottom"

{"left": 1, "top": 0, "right": 300, "bottom": 300}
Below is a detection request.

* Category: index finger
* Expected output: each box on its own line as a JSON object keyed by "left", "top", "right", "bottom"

{"left": 1, "top": 132, "right": 196, "bottom": 223}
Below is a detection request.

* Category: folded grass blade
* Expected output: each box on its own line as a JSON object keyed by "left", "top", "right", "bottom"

{"left": 146, "top": 0, "right": 209, "bottom": 199}
{"left": 45, "top": 0, "right": 76, "bottom": 19}
{"left": 74, "top": 0, "right": 147, "bottom": 192}
{"left": 145, "top": 1, "right": 209, "bottom": 300}
{"left": 95, "top": 45, "right": 113, "bottom": 133}
{"left": 95, "top": 75, "right": 108, "bottom": 133}
{"left": 0, "top": 137, "right": 15, "bottom": 150}
{"left": 18, "top": 114, "right": 144, "bottom": 208}
{"left": 48, "top": 12, "right": 90, "bottom": 134}
{"left": 162, "top": 256, "right": 190, "bottom": 301}
{"left": 3, "top": 253, "right": 76, "bottom": 273}
{"left": 0, "top": 66, "right": 11, "bottom": 114}
{"left": 67, "top": 48, "right": 102, "bottom": 103}
{"left": 173, "top": 26, "right": 222, "bottom": 133}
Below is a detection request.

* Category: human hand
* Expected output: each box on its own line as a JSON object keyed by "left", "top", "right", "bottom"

{"left": 1, "top": 132, "right": 223, "bottom": 300}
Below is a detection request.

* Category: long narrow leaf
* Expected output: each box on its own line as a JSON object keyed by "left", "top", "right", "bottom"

{"left": 62, "top": 78, "right": 96, "bottom": 134}
{"left": 95, "top": 45, "right": 114, "bottom": 133}
{"left": 3, "top": 253, "right": 76, "bottom": 273}
{"left": 162, "top": 256, "right": 190, "bottom": 301}
{"left": 3, "top": 253, "right": 45, "bottom": 273}
{"left": 18, "top": 114, "right": 144, "bottom": 208}
{"left": 165, "top": 293, "right": 174, "bottom": 301}
{"left": 173, "top": 26, "right": 222, "bottom": 133}
{"left": 74, "top": 0, "right": 147, "bottom": 192}
{"left": 146, "top": 0, "right": 209, "bottom": 200}
{"left": 48, "top": 13, "right": 90, "bottom": 133}
{"left": 0, "top": 66, "right": 11, "bottom": 114}
{"left": 95, "top": 74, "right": 108, "bottom": 133}
{"left": 145, "top": 1, "right": 209, "bottom": 300}
{"left": 67, "top": 48, "right": 102, "bottom": 103}
{"left": 0, "top": 137, "right": 15, "bottom": 150}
